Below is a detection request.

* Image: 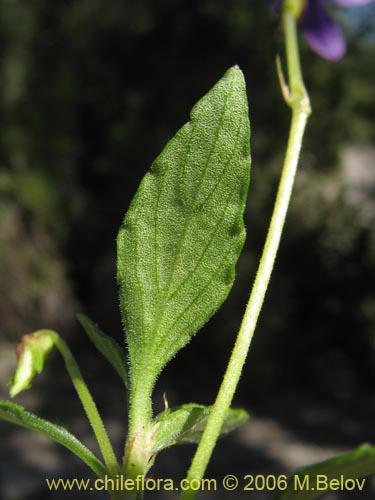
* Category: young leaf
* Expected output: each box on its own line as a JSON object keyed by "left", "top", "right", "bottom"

{"left": 275, "top": 444, "right": 375, "bottom": 500}
{"left": 0, "top": 401, "right": 107, "bottom": 478}
{"left": 117, "top": 67, "right": 251, "bottom": 400}
{"left": 9, "top": 330, "right": 55, "bottom": 397}
{"left": 77, "top": 313, "right": 129, "bottom": 387}
{"left": 151, "top": 403, "right": 249, "bottom": 454}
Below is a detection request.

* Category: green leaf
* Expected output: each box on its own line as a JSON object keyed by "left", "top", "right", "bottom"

{"left": 0, "top": 401, "right": 107, "bottom": 478}
{"left": 275, "top": 444, "right": 375, "bottom": 500}
{"left": 117, "top": 66, "right": 250, "bottom": 398}
{"left": 151, "top": 403, "right": 249, "bottom": 454}
{"left": 77, "top": 313, "right": 129, "bottom": 387}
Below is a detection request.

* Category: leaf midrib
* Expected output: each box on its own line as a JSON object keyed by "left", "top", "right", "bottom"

{"left": 156, "top": 227, "right": 241, "bottom": 367}
{"left": 155, "top": 146, "right": 246, "bottom": 364}
{"left": 166, "top": 117, "right": 244, "bottom": 300}
{"left": 134, "top": 82, "right": 234, "bottom": 379}
{"left": 153, "top": 118, "right": 246, "bottom": 364}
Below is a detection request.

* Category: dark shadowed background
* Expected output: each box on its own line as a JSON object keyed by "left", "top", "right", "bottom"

{"left": 0, "top": 0, "right": 374, "bottom": 498}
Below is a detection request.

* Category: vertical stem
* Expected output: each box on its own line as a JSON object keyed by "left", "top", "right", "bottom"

{"left": 282, "top": 1, "right": 311, "bottom": 106}
{"left": 122, "top": 375, "right": 153, "bottom": 475}
{"left": 283, "top": 1, "right": 305, "bottom": 100}
{"left": 179, "top": 3, "right": 311, "bottom": 499}
{"left": 179, "top": 109, "right": 309, "bottom": 500}
{"left": 122, "top": 376, "right": 154, "bottom": 499}
{"left": 52, "top": 334, "right": 120, "bottom": 477}
{"left": 127, "top": 375, "right": 153, "bottom": 440}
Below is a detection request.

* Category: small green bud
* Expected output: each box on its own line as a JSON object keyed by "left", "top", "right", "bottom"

{"left": 9, "top": 330, "right": 55, "bottom": 397}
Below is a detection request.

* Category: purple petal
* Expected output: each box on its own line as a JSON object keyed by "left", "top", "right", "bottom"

{"left": 302, "top": 1, "right": 346, "bottom": 61}
{"left": 327, "top": 0, "right": 374, "bottom": 7}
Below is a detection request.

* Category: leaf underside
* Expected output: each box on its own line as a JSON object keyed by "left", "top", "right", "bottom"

{"left": 275, "top": 444, "right": 375, "bottom": 500}
{"left": 152, "top": 403, "right": 249, "bottom": 454}
{"left": 117, "top": 66, "right": 251, "bottom": 393}
{"left": 0, "top": 401, "right": 107, "bottom": 478}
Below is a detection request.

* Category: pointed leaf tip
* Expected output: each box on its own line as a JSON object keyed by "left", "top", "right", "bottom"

{"left": 117, "top": 67, "right": 251, "bottom": 398}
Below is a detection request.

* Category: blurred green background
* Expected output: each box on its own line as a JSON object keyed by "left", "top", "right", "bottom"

{"left": 0, "top": 1, "right": 374, "bottom": 498}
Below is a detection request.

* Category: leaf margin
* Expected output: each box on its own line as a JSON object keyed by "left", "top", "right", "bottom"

{"left": 77, "top": 313, "right": 129, "bottom": 387}
{"left": 0, "top": 400, "right": 107, "bottom": 478}
{"left": 117, "top": 66, "right": 251, "bottom": 396}
{"left": 151, "top": 403, "right": 249, "bottom": 454}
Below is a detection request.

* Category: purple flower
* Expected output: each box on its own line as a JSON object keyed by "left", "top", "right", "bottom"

{"left": 270, "top": 0, "right": 374, "bottom": 61}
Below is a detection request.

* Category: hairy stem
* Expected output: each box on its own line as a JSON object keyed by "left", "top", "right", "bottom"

{"left": 179, "top": 4, "right": 311, "bottom": 499}
{"left": 122, "top": 376, "right": 153, "bottom": 499}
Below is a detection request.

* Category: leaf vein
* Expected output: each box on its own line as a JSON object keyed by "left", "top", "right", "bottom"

{"left": 167, "top": 116, "right": 244, "bottom": 300}
{"left": 150, "top": 84, "right": 233, "bottom": 352}
{"left": 156, "top": 240, "right": 239, "bottom": 365}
